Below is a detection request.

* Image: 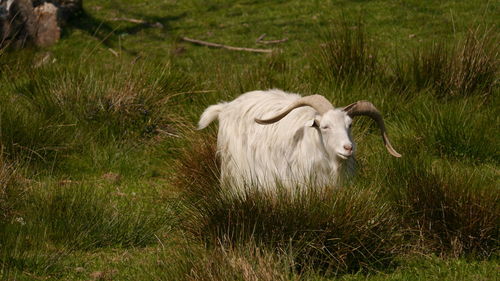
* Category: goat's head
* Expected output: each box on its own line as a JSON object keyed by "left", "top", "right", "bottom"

{"left": 255, "top": 95, "right": 401, "bottom": 159}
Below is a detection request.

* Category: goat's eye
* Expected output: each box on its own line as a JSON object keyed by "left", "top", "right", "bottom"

{"left": 321, "top": 125, "right": 330, "bottom": 130}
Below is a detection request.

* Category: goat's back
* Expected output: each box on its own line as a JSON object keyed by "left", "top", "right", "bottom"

{"left": 216, "top": 90, "right": 327, "bottom": 188}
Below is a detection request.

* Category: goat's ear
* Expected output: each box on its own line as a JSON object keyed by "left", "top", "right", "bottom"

{"left": 304, "top": 116, "right": 320, "bottom": 127}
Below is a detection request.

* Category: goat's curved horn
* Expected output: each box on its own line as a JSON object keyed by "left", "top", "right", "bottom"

{"left": 344, "top": 101, "right": 402, "bottom": 158}
{"left": 255, "top": 95, "right": 334, "bottom": 124}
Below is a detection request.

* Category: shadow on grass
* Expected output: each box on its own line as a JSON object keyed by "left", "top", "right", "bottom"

{"left": 62, "top": 9, "right": 186, "bottom": 55}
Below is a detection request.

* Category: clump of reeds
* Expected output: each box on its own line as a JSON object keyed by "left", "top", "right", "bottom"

{"left": 402, "top": 28, "right": 498, "bottom": 98}
{"left": 315, "top": 21, "right": 378, "bottom": 84}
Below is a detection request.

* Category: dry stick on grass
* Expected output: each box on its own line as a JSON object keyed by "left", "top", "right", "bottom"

{"left": 108, "top": 48, "right": 119, "bottom": 57}
{"left": 256, "top": 33, "right": 267, "bottom": 42}
{"left": 181, "top": 37, "right": 273, "bottom": 53}
{"left": 255, "top": 33, "right": 289, "bottom": 45}
{"left": 110, "top": 17, "right": 147, "bottom": 24}
{"left": 110, "top": 17, "right": 164, "bottom": 28}
{"left": 258, "top": 38, "right": 289, "bottom": 45}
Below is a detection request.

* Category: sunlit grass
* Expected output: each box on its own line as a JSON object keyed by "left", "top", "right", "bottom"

{"left": 0, "top": 0, "right": 499, "bottom": 280}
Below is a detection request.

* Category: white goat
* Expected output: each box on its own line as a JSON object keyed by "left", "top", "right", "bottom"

{"left": 198, "top": 89, "right": 400, "bottom": 192}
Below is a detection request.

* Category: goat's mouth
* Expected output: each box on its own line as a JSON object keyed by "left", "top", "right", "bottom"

{"left": 336, "top": 152, "right": 352, "bottom": 160}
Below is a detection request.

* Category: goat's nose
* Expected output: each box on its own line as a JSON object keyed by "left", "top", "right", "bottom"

{"left": 343, "top": 144, "right": 353, "bottom": 152}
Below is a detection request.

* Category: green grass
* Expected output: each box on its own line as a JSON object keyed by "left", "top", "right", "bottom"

{"left": 1, "top": 0, "right": 499, "bottom": 280}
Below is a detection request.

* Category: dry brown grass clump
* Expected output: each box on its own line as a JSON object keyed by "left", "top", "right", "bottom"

{"left": 175, "top": 131, "right": 400, "bottom": 275}
{"left": 404, "top": 170, "right": 499, "bottom": 257}
{"left": 385, "top": 156, "right": 500, "bottom": 258}
{"left": 187, "top": 243, "right": 298, "bottom": 281}
{"left": 407, "top": 28, "right": 498, "bottom": 98}
{"left": 173, "top": 128, "right": 220, "bottom": 199}
{"left": 0, "top": 59, "right": 191, "bottom": 166}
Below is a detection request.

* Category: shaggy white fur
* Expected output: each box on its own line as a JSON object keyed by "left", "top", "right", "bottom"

{"left": 199, "top": 89, "right": 357, "bottom": 193}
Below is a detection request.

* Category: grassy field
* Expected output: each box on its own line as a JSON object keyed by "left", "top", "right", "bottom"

{"left": 1, "top": 0, "right": 499, "bottom": 280}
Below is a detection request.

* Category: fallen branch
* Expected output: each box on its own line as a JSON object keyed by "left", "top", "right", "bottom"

{"left": 181, "top": 37, "right": 273, "bottom": 53}
{"left": 110, "top": 17, "right": 164, "bottom": 28}
{"left": 110, "top": 17, "right": 146, "bottom": 24}
{"left": 255, "top": 33, "right": 289, "bottom": 45}
{"left": 258, "top": 38, "right": 289, "bottom": 45}
{"left": 256, "top": 33, "right": 267, "bottom": 42}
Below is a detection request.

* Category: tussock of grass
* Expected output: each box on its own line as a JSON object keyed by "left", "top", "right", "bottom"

{"left": 0, "top": 57, "right": 192, "bottom": 167}
{"left": 384, "top": 156, "right": 499, "bottom": 258}
{"left": 174, "top": 129, "right": 220, "bottom": 198}
{"left": 429, "top": 102, "right": 499, "bottom": 164}
{"left": 397, "top": 28, "right": 498, "bottom": 98}
{"left": 447, "top": 28, "right": 498, "bottom": 98}
{"left": 137, "top": 238, "right": 298, "bottom": 281}
{"left": 188, "top": 186, "right": 400, "bottom": 275}
{"left": 315, "top": 23, "right": 498, "bottom": 100}
{"left": 408, "top": 42, "right": 450, "bottom": 94}
{"left": 315, "top": 21, "right": 378, "bottom": 85}
{"left": 177, "top": 133, "right": 400, "bottom": 275}
{"left": 188, "top": 243, "right": 298, "bottom": 281}
{"left": 0, "top": 182, "right": 176, "bottom": 278}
